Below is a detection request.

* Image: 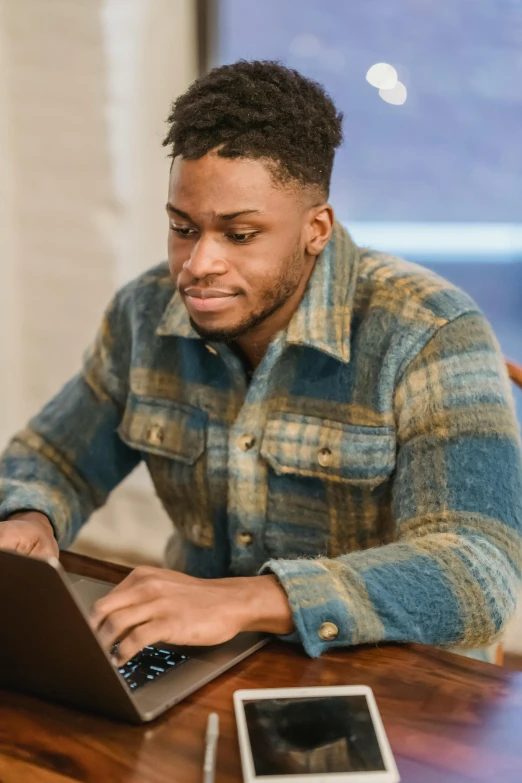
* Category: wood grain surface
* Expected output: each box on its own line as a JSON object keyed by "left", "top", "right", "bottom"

{"left": 0, "top": 551, "right": 521, "bottom": 783}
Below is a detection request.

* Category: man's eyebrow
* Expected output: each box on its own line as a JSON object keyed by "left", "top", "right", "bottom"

{"left": 165, "top": 204, "right": 192, "bottom": 220}
{"left": 216, "top": 209, "right": 262, "bottom": 221}
{"left": 165, "top": 203, "right": 262, "bottom": 221}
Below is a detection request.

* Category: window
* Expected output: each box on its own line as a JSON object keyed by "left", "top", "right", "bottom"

{"left": 211, "top": 0, "right": 522, "bottom": 418}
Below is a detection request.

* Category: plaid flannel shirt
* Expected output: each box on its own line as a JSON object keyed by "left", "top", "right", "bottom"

{"left": 1, "top": 222, "right": 521, "bottom": 657}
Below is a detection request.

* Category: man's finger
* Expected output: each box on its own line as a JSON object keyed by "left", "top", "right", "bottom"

{"left": 114, "top": 621, "right": 169, "bottom": 666}
{"left": 111, "top": 566, "right": 159, "bottom": 591}
{"left": 96, "top": 600, "right": 163, "bottom": 652}
{"left": 90, "top": 582, "right": 155, "bottom": 632}
{"left": 0, "top": 535, "right": 32, "bottom": 554}
{"left": 31, "top": 539, "right": 59, "bottom": 559}
{"left": 96, "top": 566, "right": 159, "bottom": 603}
{"left": 0, "top": 528, "right": 57, "bottom": 558}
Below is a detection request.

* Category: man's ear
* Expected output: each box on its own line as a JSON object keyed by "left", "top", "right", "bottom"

{"left": 304, "top": 203, "right": 335, "bottom": 257}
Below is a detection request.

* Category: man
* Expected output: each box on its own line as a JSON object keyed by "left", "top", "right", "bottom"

{"left": 0, "top": 61, "right": 521, "bottom": 667}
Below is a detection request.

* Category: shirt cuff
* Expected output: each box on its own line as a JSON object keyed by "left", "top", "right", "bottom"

{"left": 0, "top": 488, "right": 67, "bottom": 544}
{"left": 260, "top": 558, "right": 355, "bottom": 658}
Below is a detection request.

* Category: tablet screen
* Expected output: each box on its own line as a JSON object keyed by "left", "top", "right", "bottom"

{"left": 243, "top": 694, "right": 386, "bottom": 777}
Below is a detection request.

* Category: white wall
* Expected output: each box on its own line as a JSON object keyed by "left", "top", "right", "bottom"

{"left": 0, "top": 3, "right": 21, "bottom": 448}
{"left": 0, "top": 0, "right": 197, "bottom": 565}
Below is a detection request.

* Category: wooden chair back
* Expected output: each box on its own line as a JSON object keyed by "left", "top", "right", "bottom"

{"left": 506, "top": 359, "right": 522, "bottom": 390}
{"left": 495, "top": 359, "right": 522, "bottom": 666}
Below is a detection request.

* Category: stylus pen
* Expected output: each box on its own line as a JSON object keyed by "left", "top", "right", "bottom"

{"left": 203, "top": 712, "right": 219, "bottom": 783}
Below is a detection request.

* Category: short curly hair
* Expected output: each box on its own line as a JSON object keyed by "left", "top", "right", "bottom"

{"left": 162, "top": 60, "right": 343, "bottom": 196}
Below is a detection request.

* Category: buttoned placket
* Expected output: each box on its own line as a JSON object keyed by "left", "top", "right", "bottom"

{"left": 213, "top": 335, "right": 287, "bottom": 575}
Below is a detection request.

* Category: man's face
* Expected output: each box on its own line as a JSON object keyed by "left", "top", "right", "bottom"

{"left": 166, "top": 152, "right": 318, "bottom": 342}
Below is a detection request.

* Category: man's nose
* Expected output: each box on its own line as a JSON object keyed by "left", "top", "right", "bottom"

{"left": 183, "top": 236, "right": 228, "bottom": 279}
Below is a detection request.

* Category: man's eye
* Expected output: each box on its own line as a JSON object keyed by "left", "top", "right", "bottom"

{"left": 170, "top": 226, "right": 196, "bottom": 237}
{"left": 228, "top": 232, "right": 257, "bottom": 244}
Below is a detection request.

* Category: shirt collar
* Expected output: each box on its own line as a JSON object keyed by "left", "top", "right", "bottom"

{"left": 285, "top": 221, "right": 358, "bottom": 364}
{"left": 156, "top": 221, "right": 359, "bottom": 364}
{"left": 156, "top": 286, "right": 198, "bottom": 339}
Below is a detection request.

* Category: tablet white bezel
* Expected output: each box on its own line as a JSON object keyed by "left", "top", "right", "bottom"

{"left": 233, "top": 685, "right": 400, "bottom": 783}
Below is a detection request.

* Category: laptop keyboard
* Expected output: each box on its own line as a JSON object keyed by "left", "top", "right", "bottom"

{"left": 114, "top": 643, "right": 190, "bottom": 692}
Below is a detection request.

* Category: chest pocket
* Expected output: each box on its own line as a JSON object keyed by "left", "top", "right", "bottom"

{"left": 118, "top": 393, "right": 213, "bottom": 547}
{"left": 260, "top": 413, "right": 396, "bottom": 558}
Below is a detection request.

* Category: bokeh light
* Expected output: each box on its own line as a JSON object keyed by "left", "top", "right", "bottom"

{"left": 366, "top": 62, "right": 398, "bottom": 90}
{"left": 379, "top": 81, "right": 407, "bottom": 105}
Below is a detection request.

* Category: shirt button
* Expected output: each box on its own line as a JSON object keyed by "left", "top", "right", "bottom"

{"left": 318, "top": 622, "right": 339, "bottom": 641}
{"left": 317, "top": 446, "right": 333, "bottom": 467}
{"left": 237, "top": 531, "right": 254, "bottom": 547}
{"left": 147, "top": 424, "right": 164, "bottom": 447}
{"left": 237, "top": 434, "right": 256, "bottom": 452}
{"left": 205, "top": 344, "right": 218, "bottom": 356}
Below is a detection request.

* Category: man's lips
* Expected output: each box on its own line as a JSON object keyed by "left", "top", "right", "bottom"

{"left": 183, "top": 287, "right": 238, "bottom": 299}
{"left": 182, "top": 287, "right": 239, "bottom": 313}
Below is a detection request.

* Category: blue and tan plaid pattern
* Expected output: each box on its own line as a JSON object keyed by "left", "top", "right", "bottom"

{"left": 1, "top": 222, "right": 521, "bottom": 657}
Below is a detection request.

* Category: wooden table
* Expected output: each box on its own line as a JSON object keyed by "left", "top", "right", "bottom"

{"left": 1, "top": 552, "right": 522, "bottom": 783}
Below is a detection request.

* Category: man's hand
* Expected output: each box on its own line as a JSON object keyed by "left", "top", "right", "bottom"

{"left": 90, "top": 566, "right": 295, "bottom": 665}
{"left": 0, "top": 511, "right": 59, "bottom": 558}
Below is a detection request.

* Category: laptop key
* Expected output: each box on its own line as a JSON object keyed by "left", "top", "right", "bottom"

{"left": 118, "top": 643, "right": 190, "bottom": 692}
{"left": 126, "top": 671, "right": 150, "bottom": 690}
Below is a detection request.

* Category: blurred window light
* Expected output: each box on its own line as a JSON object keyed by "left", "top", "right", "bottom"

{"left": 347, "top": 222, "right": 522, "bottom": 261}
{"left": 366, "top": 63, "right": 398, "bottom": 90}
{"left": 379, "top": 81, "right": 407, "bottom": 105}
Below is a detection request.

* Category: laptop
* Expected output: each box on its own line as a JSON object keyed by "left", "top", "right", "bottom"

{"left": 0, "top": 549, "right": 268, "bottom": 723}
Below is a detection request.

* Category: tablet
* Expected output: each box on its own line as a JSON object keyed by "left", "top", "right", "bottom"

{"left": 233, "top": 685, "right": 400, "bottom": 783}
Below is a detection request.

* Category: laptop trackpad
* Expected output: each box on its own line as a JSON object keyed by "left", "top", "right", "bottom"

{"left": 72, "top": 578, "right": 113, "bottom": 613}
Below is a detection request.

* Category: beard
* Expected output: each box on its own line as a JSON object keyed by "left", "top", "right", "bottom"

{"left": 188, "top": 244, "right": 303, "bottom": 343}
